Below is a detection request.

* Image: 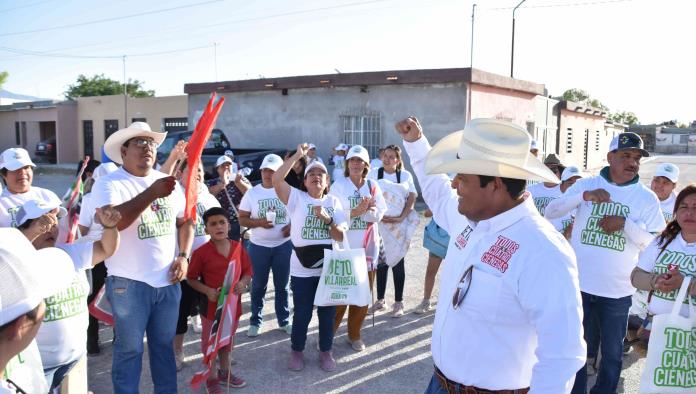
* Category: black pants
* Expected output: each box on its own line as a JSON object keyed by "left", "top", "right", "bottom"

{"left": 87, "top": 262, "right": 107, "bottom": 344}
{"left": 376, "top": 259, "right": 405, "bottom": 302}
{"left": 176, "top": 280, "right": 200, "bottom": 335}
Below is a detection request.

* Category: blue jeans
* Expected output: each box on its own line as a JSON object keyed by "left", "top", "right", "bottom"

{"left": 571, "top": 292, "right": 631, "bottom": 394}
{"left": 425, "top": 373, "right": 448, "bottom": 394}
{"left": 248, "top": 240, "right": 292, "bottom": 328}
{"left": 289, "top": 276, "right": 336, "bottom": 352}
{"left": 106, "top": 276, "right": 181, "bottom": 394}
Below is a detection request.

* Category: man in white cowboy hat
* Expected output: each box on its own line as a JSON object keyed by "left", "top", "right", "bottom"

{"left": 395, "top": 116, "right": 585, "bottom": 393}
{"left": 0, "top": 147, "right": 62, "bottom": 228}
{"left": 546, "top": 132, "right": 664, "bottom": 394}
{"left": 650, "top": 162, "right": 679, "bottom": 222}
{"left": 0, "top": 228, "right": 75, "bottom": 394}
{"left": 90, "top": 121, "right": 194, "bottom": 392}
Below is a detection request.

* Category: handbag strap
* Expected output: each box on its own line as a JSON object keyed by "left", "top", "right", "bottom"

{"left": 669, "top": 276, "right": 692, "bottom": 318}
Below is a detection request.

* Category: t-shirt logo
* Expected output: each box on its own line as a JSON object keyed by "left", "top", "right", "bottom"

{"left": 580, "top": 202, "right": 629, "bottom": 252}
{"left": 481, "top": 235, "right": 519, "bottom": 273}
{"left": 257, "top": 198, "right": 287, "bottom": 225}
{"left": 348, "top": 196, "right": 367, "bottom": 230}
{"left": 138, "top": 197, "right": 174, "bottom": 240}
{"left": 652, "top": 250, "right": 696, "bottom": 305}
{"left": 454, "top": 225, "right": 473, "bottom": 250}
{"left": 7, "top": 206, "right": 20, "bottom": 228}
{"left": 301, "top": 204, "right": 334, "bottom": 240}
{"left": 533, "top": 196, "right": 555, "bottom": 216}
{"left": 43, "top": 275, "right": 89, "bottom": 322}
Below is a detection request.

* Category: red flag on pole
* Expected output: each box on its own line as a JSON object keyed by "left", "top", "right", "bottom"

{"left": 184, "top": 93, "right": 225, "bottom": 221}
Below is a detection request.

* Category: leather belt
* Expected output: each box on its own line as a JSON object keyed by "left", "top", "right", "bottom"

{"left": 434, "top": 367, "right": 530, "bottom": 394}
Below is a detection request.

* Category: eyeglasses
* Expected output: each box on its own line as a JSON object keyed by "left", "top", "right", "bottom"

{"left": 131, "top": 138, "right": 158, "bottom": 149}
{"left": 452, "top": 265, "right": 473, "bottom": 309}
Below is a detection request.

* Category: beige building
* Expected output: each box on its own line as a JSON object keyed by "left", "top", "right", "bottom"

{"left": 76, "top": 95, "right": 187, "bottom": 161}
{"left": 0, "top": 95, "right": 187, "bottom": 164}
{"left": 557, "top": 100, "right": 611, "bottom": 170}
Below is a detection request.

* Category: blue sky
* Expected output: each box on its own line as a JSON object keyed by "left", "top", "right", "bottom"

{"left": 1, "top": 0, "right": 694, "bottom": 124}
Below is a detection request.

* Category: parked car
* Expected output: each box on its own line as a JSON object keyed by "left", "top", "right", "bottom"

{"left": 35, "top": 138, "right": 57, "bottom": 163}
{"left": 156, "top": 129, "right": 287, "bottom": 184}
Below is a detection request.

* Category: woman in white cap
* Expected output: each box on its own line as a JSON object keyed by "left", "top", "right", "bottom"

{"left": 272, "top": 143, "right": 347, "bottom": 372}
{"left": 172, "top": 159, "right": 221, "bottom": 370}
{"left": 331, "top": 143, "right": 348, "bottom": 182}
{"left": 367, "top": 144, "right": 418, "bottom": 317}
{"left": 306, "top": 143, "right": 323, "bottom": 165}
{"left": 207, "top": 155, "right": 250, "bottom": 242}
{"left": 239, "top": 154, "right": 293, "bottom": 338}
{"left": 329, "top": 145, "right": 386, "bottom": 351}
{"left": 0, "top": 147, "right": 62, "bottom": 228}
{"left": 651, "top": 163, "right": 679, "bottom": 222}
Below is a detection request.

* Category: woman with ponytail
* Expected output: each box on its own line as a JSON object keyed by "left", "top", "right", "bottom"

{"left": 631, "top": 184, "right": 696, "bottom": 318}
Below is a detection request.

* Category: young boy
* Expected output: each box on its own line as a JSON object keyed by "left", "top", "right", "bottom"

{"left": 187, "top": 207, "right": 252, "bottom": 392}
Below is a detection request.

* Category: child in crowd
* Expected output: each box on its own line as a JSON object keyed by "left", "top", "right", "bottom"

{"left": 187, "top": 207, "right": 252, "bottom": 392}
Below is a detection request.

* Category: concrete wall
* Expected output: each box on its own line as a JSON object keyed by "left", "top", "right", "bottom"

{"left": 77, "top": 95, "right": 187, "bottom": 160}
{"left": 56, "top": 102, "right": 78, "bottom": 164}
{"left": 0, "top": 107, "right": 59, "bottom": 160}
{"left": 189, "top": 83, "right": 469, "bottom": 164}
{"left": 558, "top": 109, "right": 608, "bottom": 169}
{"left": 469, "top": 84, "right": 536, "bottom": 129}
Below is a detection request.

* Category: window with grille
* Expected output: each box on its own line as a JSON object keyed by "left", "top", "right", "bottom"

{"left": 104, "top": 120, "right": 119, "bottom": 139}
{"left": 339, "top": 110, "right": 382, "bottom": 160}
{"left": 164, "top": 117, "right": 188, "bottom": 132}
{"left": 595, "top": 130, "right": 601, "bottom": 151}
{"left": 132, "top": 117, "right": 146, "bottom": 123}
{"left": 566, "top": 128, "right": 573, "bottom": 153}
{"left": 680, "top": 135, "right": 689, "bottom": 144}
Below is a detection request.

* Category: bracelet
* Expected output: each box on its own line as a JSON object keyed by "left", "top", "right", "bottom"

{"left": 102, "top": 224, "right": 117, "bottom": 229}
{"left": 325, "top": 217, "right": 334, "bottom": 226}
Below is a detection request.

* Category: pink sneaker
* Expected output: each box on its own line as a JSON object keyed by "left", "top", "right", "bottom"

{"left": 217, "top": 369, "right": 247, "bottom": 388}
{"left": 288, "top": 350, "right": 304, "bottom": 371}
{"left": 206, "top": 378, "right": 224, "bottom": 394}
{"left": 319, "top": 351, "right": 336, "bottom": 372}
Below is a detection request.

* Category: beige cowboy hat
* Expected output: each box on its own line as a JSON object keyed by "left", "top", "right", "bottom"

{"left": 425, "top": 118, "right": 560, "bottom": 184}
{"left": 104, "top": 122, "right": 167, "bottom": 165}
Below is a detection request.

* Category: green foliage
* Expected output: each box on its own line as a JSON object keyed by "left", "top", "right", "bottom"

{"left": 610, "top": 111, "right": 639, "bottom": 126}
{"left": 64, "top": 74, "right": 154, "bottom": 100}
{"left": 0, "top": 71, "right": 8, "bottom": 90}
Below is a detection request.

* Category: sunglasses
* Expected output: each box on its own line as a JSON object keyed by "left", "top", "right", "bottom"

{"left": 130, "top": 138, "right": 159, "bottom": 149}
{"left": 452, "top": 265, "right": 474, "bottom": 309}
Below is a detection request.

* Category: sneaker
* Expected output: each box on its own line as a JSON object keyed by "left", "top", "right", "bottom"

{"left": 192, "top": 315, "right": 203, "bottom": 333}
{"left": 319, "top": 351, "right": 337, "bottom": 372}
{"left": 288, "top": 350, "right": 304, "bottom": 371}
{"left": 247, "top": 325, "right": 260, "bottom": 337}
{"left": 217, "top": 369, "right": 247, "bottom": 388}
{"left": 369, "top": 299, "right": 387, "bottom": 314}
{"left": 280, "top": 324, "right": 292, "bottom": 335}
{"left": 175, "top": 350, "right": 184, "bottom": 371}
{"left": 347, "top": 338, "right": 366, "bottom": 352}
{"left": 391, "top": 302, "right": 405, "bottom": 318}
{"left": 413, "top": 299, "right": 432, "bottom": 314}
{"left": 206, "top": 378, "right": 224, "bottom": 394}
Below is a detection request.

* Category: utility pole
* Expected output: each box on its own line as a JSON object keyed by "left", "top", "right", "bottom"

{"left": 510, "top": 0, "right": 526, "bottom": 78}
{"left": 122, "top": 55, "right": 127, "bottom": 126}
{"left": 470, "top": 3, "right": 476, "bottom": 68}
{"left": 213, "top": 42, "right": 219, "bottom": 81}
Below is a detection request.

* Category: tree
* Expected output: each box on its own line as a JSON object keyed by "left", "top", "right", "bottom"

{"left": 610, "top": 111, "right": 639, "bottom": 126}
{"left": 556, "top": 88, "right": 608, "bottom": 110}
{"left": 64, "top": 74, "right": 154, "bottom": 100}
{"left": 0, "top": 71, "right": 8, "bottom": 90}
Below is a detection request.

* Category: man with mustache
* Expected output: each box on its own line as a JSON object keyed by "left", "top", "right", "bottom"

{"left": 546, "top": 132, "right": 665, "bottom": 393}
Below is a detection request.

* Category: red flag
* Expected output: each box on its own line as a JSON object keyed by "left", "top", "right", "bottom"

{"left": 184, "top": 93, "right": 225, "bottom": 221}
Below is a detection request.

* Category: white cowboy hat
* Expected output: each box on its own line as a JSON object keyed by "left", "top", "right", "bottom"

{"left": 425, "top": 118, "right": 560, "bottom": 184}
{"left": 103, "top": 122, "right": 167, "bottom": 165}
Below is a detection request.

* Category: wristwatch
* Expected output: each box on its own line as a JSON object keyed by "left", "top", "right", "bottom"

{"left": 178, "top": 252, "right": 189, "bottom": 263}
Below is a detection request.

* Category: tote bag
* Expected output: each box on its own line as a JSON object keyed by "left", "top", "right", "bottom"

{"left": 314, "top": 237, "right": 371, "bottom": 307}
{"left": 640, "top": 276, "right": 695, "bottom": 393}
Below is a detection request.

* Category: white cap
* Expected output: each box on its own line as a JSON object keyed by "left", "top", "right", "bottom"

{"left": 346, "top": 145, "right": 370, "bottom": 164}
{"left": 654, "top": 163, "right": 679, "bottom": 183}
{"left": 216, "top": 155, "right": 233, "bottom": 168}
{"left": 92, "top": 163, "right": 119, "bottom": 181}
{"left": 335, "top": 143, "right": 349, "bottom": 151}
{"left": 260, "top": 154, "right": 283, "bottom": 172}
{"left": 561, "top": 166, "right": 585, "bottom": 182}
{"left": 530, "top": 140, "right": 539, "bottom": 151}
{"left": 0, "top": 148, "right": 36, "bottom": 171}
{"left": 224, "top": 150, "right": 234, "bottom": 157}
{"left": 0, "top": 228, "right": 75, "bottom": 326}
{"left": 16, "top": 200, "right": 67, "bottom": 227}
{"left": 308, "top": 143, "right": 317, "bottom": 150}
{"left": 304, "top": 160, "right": 328, "bottom": 177}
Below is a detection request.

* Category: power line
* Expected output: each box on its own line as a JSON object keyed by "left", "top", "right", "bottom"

{"left": 0, "top": 0, "right": 56, "bottom": 13}
{"left": 0, "top": 43, "right": 215, "bottom": 59}
{"left": 483, "top": 0, "right": 634, "bottom": 11}
{"left": 0, "top": 0, "right": 225, "bottom": 38}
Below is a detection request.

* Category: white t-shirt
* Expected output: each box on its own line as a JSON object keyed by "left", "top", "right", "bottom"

{"left": 367, "top": 168, "right": 417, "bottom": 195}
{"left": 659, "top": 193, "right": 676, "bottom": 223}
{"left": 331, "top": 156, "right": 346, "bottom": 183}
{"left": 91, "top": 167, "right": 185, "bottom": 288}
{"left": 329, "top": 177, "right": 387, "bottom": 249}
{"left": 637, "top": 235, "right": 696, "bottom": 317}
{"left": 78, "top": 193, "right": 104, "bottom": 242}
{"left": 559, "top": 174, "right": 666, "bottom": 298}
{"left": 527, "top": 183, "right": 574, "bottom": 232}
{"left": 0, "top": 186, "right": 61, "bottom": 228}
{"left": 36, "top": 243, "right": 93, "bottom": 369}
{"left": 3, "top": 341, "right": 48, "bottom": 394}
{"left": 191, "top": 187, "right": 221, "bottom": 252}
{"left": 286, "top": 187, "right": 347, "bottom": 278}
{"left": 239, "top": 184, "right": 290, "bottom": 248}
